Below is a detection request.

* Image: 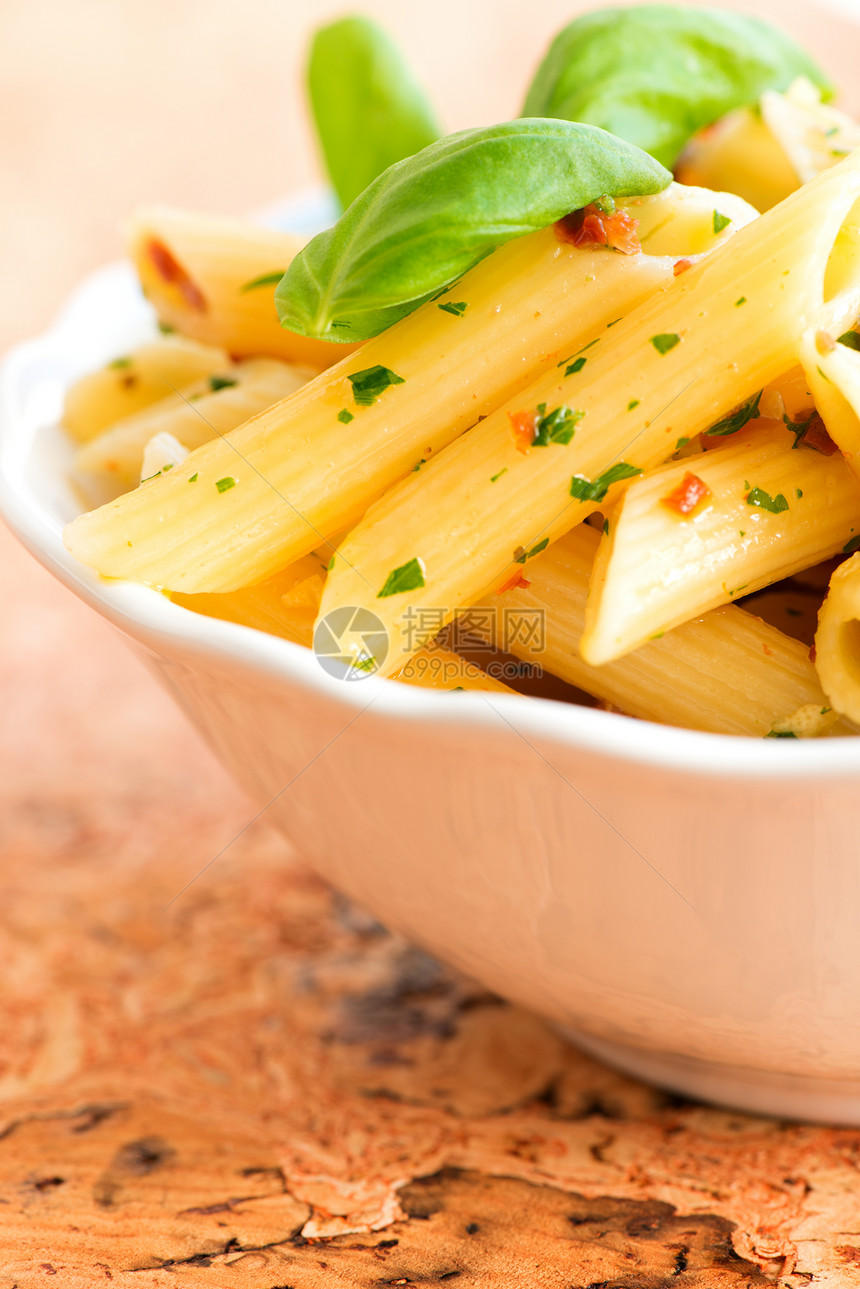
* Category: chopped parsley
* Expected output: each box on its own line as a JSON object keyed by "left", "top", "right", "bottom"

{"left": 628, "top": 399, "right": 640, "bottom": 412}
{"left": 650, "top": 333, "right": 680, "bottom": 354}
{"left": 490, "top": 468, "right": 508, "bottom": 483}
{"left": 438, "top": 300, "right": 468, "bottom": 317}
{"left": 783, "top": 410, "right": 816, "bottom": 448}
{"left": 157, "top": 320, "right": 176, "bottom": 334}
{"left": 240, "top": 270, "right": 286, "bottom": 293}
{"left": 209, "top": 374, "right": 237, "bottom": 392}
{"left": 843, "top": 535, "right": 860, "bottom": 554}
{"left": 513, "top": 538, "right": 549, "bottom": 564}
{"left": 412, "top": 458, "right": 427, "bottom": 471}
{"left": 706, "top": 389, "right": 762, "bottom": 436}
{"left": 837, "top": 329, "right": 860, "bottom": 351}
{"left": 602, "top": 518, "right": 610, "bottom": 535}
{"left": 565, "top": 356, "right": 587, "bottom": 375}
{"left": 215, "top": 476, "right": 237, "bottom": 493}
{"left": 109, "top": 356, "right": 131, "bottom": 369}
{"left": 675, "top": 435, "right": 690, "bottom": 451}
{"left": 188, "top": 473, "right": 198, "bottom": 483}
{"left": 712, "top": 210, "right": 732, "bottom": 234}
{"left": 557, "top": 337, "right": 599, "bottom": 368}
{"left": 337, "top": 408, "right": 355, "bottom": 424}
{"left": 348, "top": 364, "right": 405, "bottom": 406}
{"left": 795, "top": 488, "right": 803, "bottom": 499}
{"left": 765, "top": 730, "right": 798, "bottom": 738}
{"left": 746, "top": 487, "right": 788, "bottom": 513}
{"left": 570, "top": 461, "right": 640, "bottom": 502}
{"left": 377, "top": 556, "right": 426, "bottom": 598}
{"left": 532, "top": 403, "right": 584, "bottom": 447}
{"left": 734, "top": 296, "right": 747, "bottom": 307}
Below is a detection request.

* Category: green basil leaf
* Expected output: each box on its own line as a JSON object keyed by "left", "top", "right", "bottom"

{"left": 307, "top": 16, "right": 440, "bottom": 211}
{"left": 275, "top": 119, "right": 670, "bottom": 342}
{"left": 522, "top": 5, "right": 833, "bottom": 167}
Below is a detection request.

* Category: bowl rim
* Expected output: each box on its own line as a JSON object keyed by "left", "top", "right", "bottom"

{"left": 3, "top": 197, "right": 860, "bottom": 783}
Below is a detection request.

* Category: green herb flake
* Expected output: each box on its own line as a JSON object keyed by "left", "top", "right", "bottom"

{"left": 565, "top": 356, "right": 587, "bottom": 375}
{"left": 628, "top": 399, "right": 640, "bottom": 412}
{"left": 746, "top": 486, "right": 788, "bottom": 513}
{"left": 532, "top": 404, "right": 584, "bottom": 447}
{"left": 675, "top": 435, "right": 689, "bottom": 451}
{"left": 822, "top": 705, "right": 832, "bottom": 714}
{"left": 739, "top": 530, "right": 745, "bottom": 537}
{"left": 452, "top": 686, "right": 465, "bottom": 691}
{"left": 513, "top": 537, "right": 549, "bottom": 564}
{"left": 650, "top": 332, "right": 680, "bottom": 354}
{"left": 240, "top": 270, "right": 286, "bottom": 294}
{"left": 712, "top": 209, "right": 732, "bottom": 234}
{"left": 348, "top": 364, "right": 405, "bottom": 406}
{"left": 215, "top": 476, "right": 237, "bottom": 494}
{"left": 606, "top": 317, "right": 622, "bottom": 328}
{"left": 157, "top": 320, "right": 176, "bottom": 335}
{"left": 843, "top": 535, "right": 860, "bottom": 555}
{"left": 838, "top": 329, "right": 860, "bottom": 350}
{"left": 735, "top": 296, "right": 747, "bottom": 307}
{"left": 109, "top": 356, "right": 132, "bottom": 369}
{"left": 209, "top": 374, "right": 238, "bottom": 392}
{"left": 817, "top": 365, "right": 831, "bottom": 383}
{"left": 377, "top": 556, "right": 426, "bottom": 597}
{"left": 795, "top": 488, "right": 803, "bottom": 499}
{"left": 602, "top": 518, "right": 610, "bottom": 535}
{"left": 765, "top": 730, "right": 798, "bottom": 739}
{"left": 570, "top": 461, "right": 641, "bottom": 502}
{"left": 412, "top": 458, "right": 427, "bottom": 472}
{"left": 706, "top": 389, "right": 762, "bottom": 436}
{"left": 438, "top": 300, "right": 468, "bottom": 317}
{"left": 783, "top": 410, "right": 816, "bottom": 448}
{"left": 188, "top": 473, "right": 198, "bottom": 483}
{"left": 490, "top": 468, "right": 508, "bottom": 483}
{"left": 337, "top": 408, "right": 355, "bottom": 424}
{"left": 558, "top": 337, "right": 599, "bottom": 369}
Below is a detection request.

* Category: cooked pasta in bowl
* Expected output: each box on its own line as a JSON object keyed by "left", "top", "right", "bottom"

{"left": 6, "top": 3, "right": 860, "bottom": 1121}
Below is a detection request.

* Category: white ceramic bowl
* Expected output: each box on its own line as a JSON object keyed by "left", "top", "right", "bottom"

{"left": 5, "top": 187, "right": 860, "bottom": 1127}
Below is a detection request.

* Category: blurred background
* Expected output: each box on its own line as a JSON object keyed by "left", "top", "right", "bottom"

{"left": 1, "top": 0, "right": 859, "bottom": 878}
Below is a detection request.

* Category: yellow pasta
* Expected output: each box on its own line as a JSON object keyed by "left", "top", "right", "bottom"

{"left": 129, "top": 207, "right": 352, "bottom": 371}
{"left": 580, "top": 424, "right": 860, "bottom": 664}
{"left": 65, "top": 185, "right": 749, "bottom": 592}
{"left": 63, "top": 336, "right": 230, "bottom": 443}
{"left": 75, "top": 357, "right": 320, "bottom": 491}
{"left": 814, "top": 552, "right": 860, "bottom": 723}
{"left": 469, "top": 526, "right": 843, "bottom": 736}
{"left": 320, "top": 153, "right": 860, "bottom": 677}
{"left": 173, "top": 559, "right": 510, "bottom": 692}
{"left": 800, "top": 327, "right": 860, "bottom": 474}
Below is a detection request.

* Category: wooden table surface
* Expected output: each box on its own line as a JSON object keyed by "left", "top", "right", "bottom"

{"left": 5, "top": 1, "right": 860, "bottom": 1284}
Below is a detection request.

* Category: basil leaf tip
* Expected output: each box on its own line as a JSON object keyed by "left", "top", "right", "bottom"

{"left": 307, "top": 16, "right": 440, "bottom": 211}
{"left": 522, "top": 5, "right": 833, "bottom": 167}
{"left": 276, "top": 119, "right": 670, "bottom": 343}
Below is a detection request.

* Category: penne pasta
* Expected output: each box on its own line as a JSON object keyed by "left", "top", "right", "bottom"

{"left": 173, "top": 559, "right": 511, "bottom": 691}
{"left": 75, "top": 357, "right": 320, "bottom": 491}
{"left": 580, "top": 424, "right": 860, "bottom": 664}
{"left": 65, "top": 185, "right": 753, "bottom": 592}
{"left": 319, "top": 153, "right": 860, "bottom": 677}
{"left": 468, "top": 526, "right": 843, "bottom": 736}
{"left": 800, "top": 327, "right": 860, "bottom": 476}
{"left": 814, "top": 552, "right": 860, "bottom": 723}
{"left": 63, "top": 336, "right": 231, "bottom": 443}
{"left": 129, "top": 207, "right": 353, "bottom": 370}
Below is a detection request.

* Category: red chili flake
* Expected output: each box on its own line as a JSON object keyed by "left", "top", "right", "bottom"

{"left": 673, "top": 258, "right": 693, "bottom": 276}
{"left": 497, "top": 570, "right": 532, "bottom": 593}
{"left": 555, "top": 205, "right": 641, "bottom": 255}
{"left": 799, "top": 412, "right": 839, "bottom": 456}
{"left": 763, "top": 643, "right": 773, "bottom": 657}
{"left": 660, "top": 471, "right": 711, "bottom": 516}
{"left": 509, "top": 410, "right": 537, "bottom": 454}
{"left": 147, "top": 239, "right": 207, "bottom": 312}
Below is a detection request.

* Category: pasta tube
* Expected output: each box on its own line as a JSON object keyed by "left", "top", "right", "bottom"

{"left": 66, "top": 185, "right": 749, "bottom": 591}
{"left": 581, "top": 424, "right": 860, "bottom": 664}
{"left": 173, "top": 561, "right": 510, "bottom": 692}
{"left": 129, "top": 207, "right": 353, "bottom": 370}
{"left": 468, "top": 527, "right": 842, "bottom": 737}
{"left": 63, "top": 336, "right": 230, "bottom": 443}
{"left": 801, "top": 328, "right": 860, "bottom": 475}
{"left": 75, "top": 358, "right": 319, "bottom": 490}
{"left": 321, "top": 152, "right": 860, "bottom": 676}
{"left": 813, "top": 553, "right": 860, "bottom": 723}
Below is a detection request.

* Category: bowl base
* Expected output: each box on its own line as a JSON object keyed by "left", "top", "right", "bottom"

{"left": 561, "top": 1027, "right": 860, "bottom": 1126}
